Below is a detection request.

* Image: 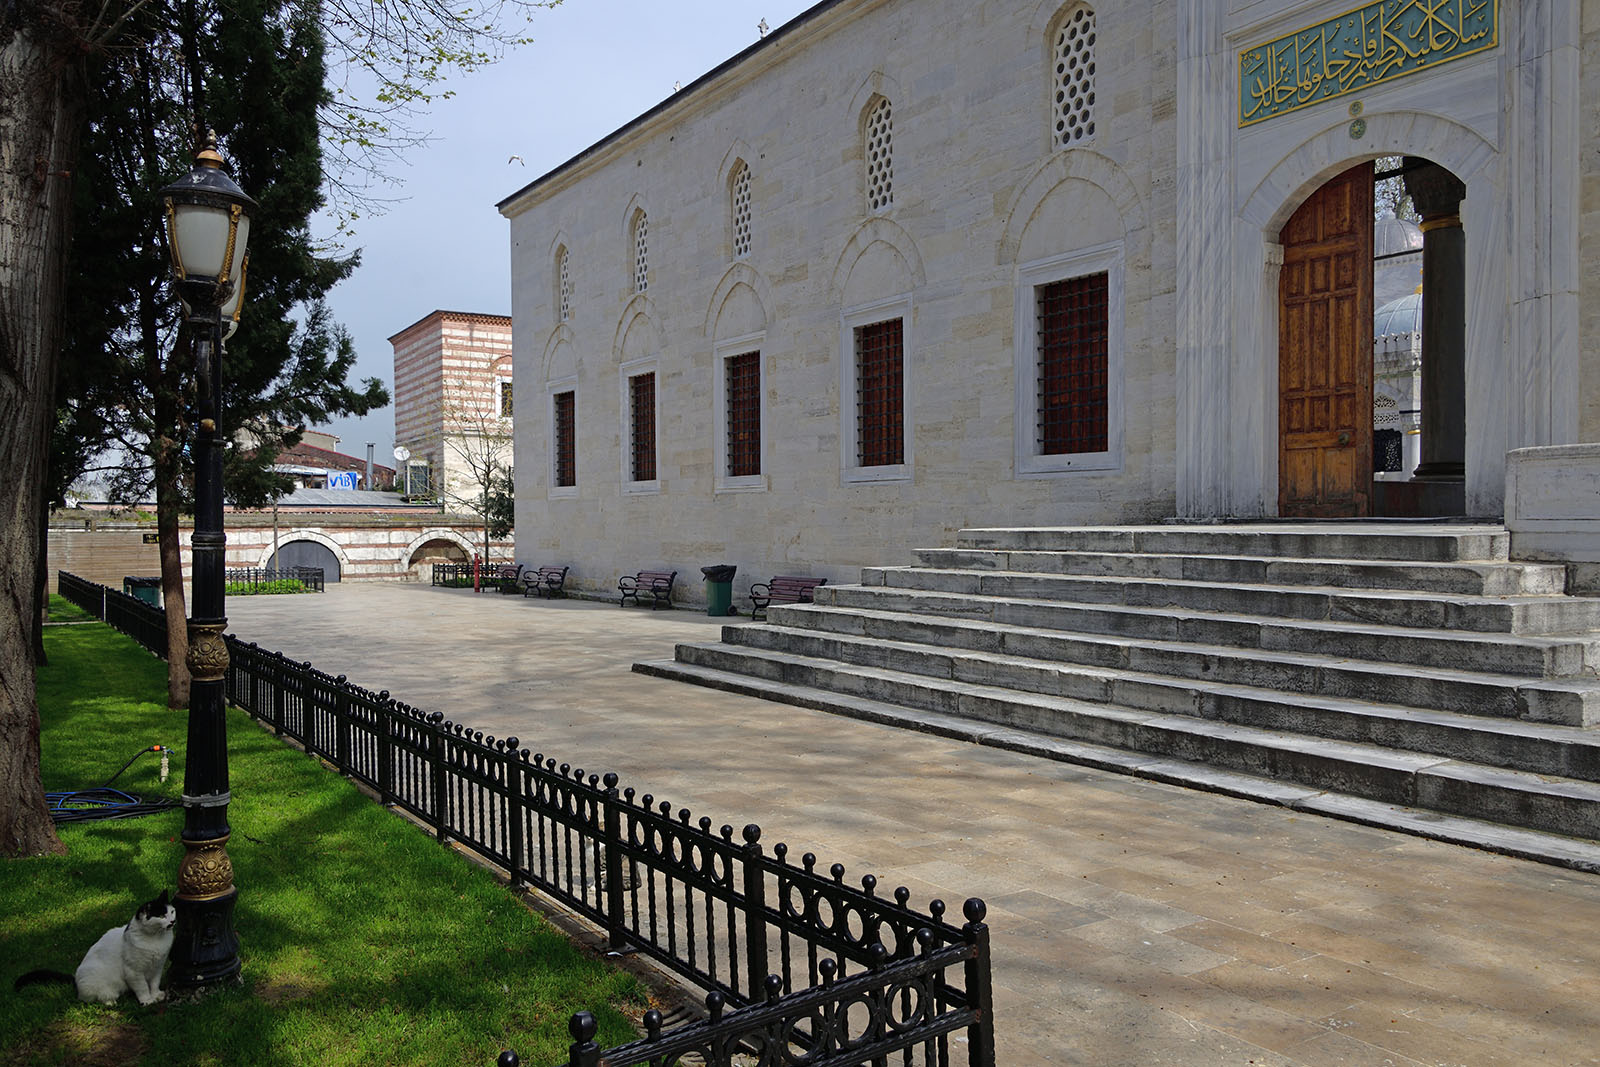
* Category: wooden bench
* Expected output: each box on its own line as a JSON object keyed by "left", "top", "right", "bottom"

{"left": 618, "top": 569, "right": 677, "bottom": 610}
{"left": 749, "top": 576, "right": 827, "bottom": 620}
{"left": 478, "top": 563, "right": 523, "bottom": 594}
{"left": 520, "top": 565, "right": 569, "bottom": 599}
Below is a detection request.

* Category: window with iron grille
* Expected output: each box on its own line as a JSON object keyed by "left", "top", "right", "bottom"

{"left": 628, "top": 372, "right": 656, "bottom": 482}
{"left": 499, "top": 381, "right": 513, "bottom": 418}
{"left": 1036, "top": 272, "right": 1109, "bottom": 455}
{"left": 553, "top": 391, "right": 575, "bottom": 488}
{"left": 725, "top": 350, "right": 760, "bottom": 477}
{"left": 855, "top": 318, "right": 904, "bottom": 467}
{"left": 1051, "top": 6, "right": 1097, "bottom": 150}
{"left": 731, "top": 162, "right": 752, "bottom": 259}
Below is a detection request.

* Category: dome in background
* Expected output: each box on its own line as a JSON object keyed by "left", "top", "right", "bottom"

{"left": 1375, "top": 292, "right": 1423, "bottom": 338}
{"left": 1374, "top": 208, "right": 1423, "bottom": 259}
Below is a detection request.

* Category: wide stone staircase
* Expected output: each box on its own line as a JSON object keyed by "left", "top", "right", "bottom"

{"left": 637, "top": 524, "right": 1600, "bottom": 870}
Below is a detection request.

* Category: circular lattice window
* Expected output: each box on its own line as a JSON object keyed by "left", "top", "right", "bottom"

{"left": 1053, "top": 8, "right": 1097, "bottom": 149}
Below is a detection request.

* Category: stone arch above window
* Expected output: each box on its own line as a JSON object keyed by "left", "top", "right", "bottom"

{"left": 1050, "top": 4, "right": 1097, "bottom": 150}
{"left": 862, "top": 95, "right": 894, "bottom": 214}
{"left": 730, "top": 160, "right": 752, "bottom": 259}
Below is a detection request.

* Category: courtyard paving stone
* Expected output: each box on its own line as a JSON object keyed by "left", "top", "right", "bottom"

{"left": 226, "top": 585, "right": 1600, "bottom": 1066}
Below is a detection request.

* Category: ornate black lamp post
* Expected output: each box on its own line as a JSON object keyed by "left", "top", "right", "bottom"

{"left": 158, "top": 132, "right": 255, "bottom": 992}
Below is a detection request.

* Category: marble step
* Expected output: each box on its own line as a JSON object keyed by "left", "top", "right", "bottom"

{"left": 955, "top": 524, "right": 1512, "bottom": 562}
{"left": 912, "top": 548, "right": 1567, "bottom": 596}
{"left": 767, "top": 601, "right": 1600, "bottom": 678}
{"left": 634, "top": 658, "right": 1600, "bottom": 873}
{"left": 660, "top": 643, "right": 1600, "bottom": 840}
{"left": 824, "top": 578, "right": 1600, "bottom": 637}
{"left": 729, "top": 619, "right": 1600, "bottom": 727}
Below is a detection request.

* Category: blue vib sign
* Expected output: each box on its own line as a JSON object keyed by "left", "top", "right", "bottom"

{"left": 326, "top": 469, "right": 358, "bottom": 490}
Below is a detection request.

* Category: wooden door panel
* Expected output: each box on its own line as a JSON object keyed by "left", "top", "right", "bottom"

{"left": 1279, "top": 162, "right": 1373, "bottom": 517}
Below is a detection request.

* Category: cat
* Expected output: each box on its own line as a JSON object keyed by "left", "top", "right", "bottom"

{"left": 13, "top": 889, "right": 176, "bottom": 1006}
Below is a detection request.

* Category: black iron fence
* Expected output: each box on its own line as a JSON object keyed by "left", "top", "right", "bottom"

{"left": 56, "top": 572, "right": 996, "bottom": 1067}
{"left": 225, "top": 566, "right": 325, "bottom": 593}
{"left": 431, "top": 561, "right": 520, "bottom": 589}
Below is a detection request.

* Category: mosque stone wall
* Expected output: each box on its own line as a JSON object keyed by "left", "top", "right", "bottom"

{"left": 504, "top": 0, "right": 1180, "bottom": 601}
{"left": 1581, "top": 2, "right": 1600, "bottom": 442}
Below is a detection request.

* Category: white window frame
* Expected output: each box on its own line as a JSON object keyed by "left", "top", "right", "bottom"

{"left": 497, "top": 376, "right": 514, "bottom": 420}
{"left": 546, "top": 378, "right": 578, "bottom": 499}
{"left": 619, "top": 356, "right": 661, "bottom": 494}
{"left": 713, "top": 332, "right": 767, "bottom": 493}
{"left": 1014, "top": 241, "right": 1124, "bottom": 477}
{"left": 840, "top": 294, "right": 913, "bottom": 484}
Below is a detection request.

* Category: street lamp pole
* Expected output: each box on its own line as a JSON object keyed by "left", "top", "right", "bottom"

{"left": 158, "top": 131, "right": 256, "bottom": 993}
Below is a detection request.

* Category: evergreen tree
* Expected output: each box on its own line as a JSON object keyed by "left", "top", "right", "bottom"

{"left": 56, "top": 0, "right": 387, "bottom": 708}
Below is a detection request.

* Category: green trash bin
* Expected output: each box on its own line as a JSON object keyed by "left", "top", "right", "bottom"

{"left": 124, "top": 576, "right": 161, "bottom": 606}
{"left": 701, "top": 565, "right": 737, "bottom": 617}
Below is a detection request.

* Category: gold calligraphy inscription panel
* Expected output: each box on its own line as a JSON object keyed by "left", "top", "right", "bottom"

{"left": 1239, "top": 0, "right": 1497, "bottom": 127}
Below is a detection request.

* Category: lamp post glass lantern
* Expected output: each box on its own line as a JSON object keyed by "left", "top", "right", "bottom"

{"left": 158, "top": 130, "right": 256, "bottom": 992}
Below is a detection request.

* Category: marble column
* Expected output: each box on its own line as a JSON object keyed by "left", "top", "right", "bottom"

{"left": 1403, "top": 159, "right": 1467, "bottom": 482}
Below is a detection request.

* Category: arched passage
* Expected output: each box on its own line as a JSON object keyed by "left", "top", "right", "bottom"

{"left": 273, "top": 539, "right": 342, "bottom": 582}
{"left": 1275, "top": 156, "right": 1467, "bottom": 517}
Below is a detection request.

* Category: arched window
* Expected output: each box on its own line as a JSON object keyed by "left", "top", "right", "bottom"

{"left": 731, "top": 161, "right": 752, "bottom": 259}
{"left": 556, "top": 245, "right": 572, "bottom": 322}
{"left": 632, "top": 210, "right": 649, "bottom": 293}
{"left": 1051, "top": 6, "right": 1097, "bottom": 149}
{"left": 863, "top": 96, "right": 894, "bottom": 214}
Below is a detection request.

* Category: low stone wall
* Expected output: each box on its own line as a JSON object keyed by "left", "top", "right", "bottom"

{"left": 48, "top": 513, "right": 510, "bottom": 591}
{"left": 1505, "top": 444, "right": 1600, "bottom": 592}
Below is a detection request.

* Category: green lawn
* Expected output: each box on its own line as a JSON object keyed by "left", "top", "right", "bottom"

{"left": 45, "top": 594, "right": 96, "bottom": 624}
{"left": 3, "top": 619, "right": 644, "bottom": 1066}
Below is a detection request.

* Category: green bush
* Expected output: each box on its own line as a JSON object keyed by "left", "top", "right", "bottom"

{"left": 225, "top": 579, "right": 307, "bottom": 596}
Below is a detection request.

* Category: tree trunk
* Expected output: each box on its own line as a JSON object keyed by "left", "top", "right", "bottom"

{"left": 155, "top": 441, "right": 191, "bottom": 710}
{"left": 0, "top": 19, "right": 83, "bottom": 857}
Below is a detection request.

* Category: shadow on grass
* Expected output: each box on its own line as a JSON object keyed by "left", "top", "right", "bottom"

{"left": 4, "top": 620, "right": 646, "bottom": 1067}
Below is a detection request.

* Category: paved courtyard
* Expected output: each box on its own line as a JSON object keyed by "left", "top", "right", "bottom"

{"left": 226, "top": 584, "right": 1600, "bottom": 1066}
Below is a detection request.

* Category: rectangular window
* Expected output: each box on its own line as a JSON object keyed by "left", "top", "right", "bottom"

{"left": 628, "top": 372, "right": 656, "bottom": 483}
{"left": 725, "top": 351, "right": 761, "bottom": 478}
{"left": 1036, "top": 273, "right": 1108, "bottom": 455}
{"left": 553, "top": 390, "right": 575, "bottom": 488}
{"left": 406, "top": 461, "right": 432, "bottom": 499}
{"left": 499, "top": 380, "right": 514, "bottom": 418}
{"left": 855, "top": 318, "right": 904, "bottom": 467}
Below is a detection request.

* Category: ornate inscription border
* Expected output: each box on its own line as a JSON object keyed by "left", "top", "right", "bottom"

{"left": 1239, "top": 0, "right": 1497, "bottom": 128}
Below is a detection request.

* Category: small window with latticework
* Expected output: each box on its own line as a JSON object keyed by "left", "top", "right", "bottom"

{"left": 731, "top": 162, "right": 752, "bottom": 259}
{"left": 1052, "top": 6, "right": 1097, "bottom": 150}
{"left": 864, "top": 97, "right": 894, "bottom": 214}
{"left": 632, "top": 212, "right": 649, "bottom": 293}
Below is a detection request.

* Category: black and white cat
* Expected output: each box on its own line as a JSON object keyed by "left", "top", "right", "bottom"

{"left": 14, "top": 890, "right": 176, "bottom": 1005}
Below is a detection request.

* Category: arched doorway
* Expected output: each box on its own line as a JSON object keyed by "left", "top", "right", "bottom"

{"left": 275, "top": 539, "right": 341, "bottom": 582}
{"left": 1277, "top": 157, "right": 1467, "bottom": 518}
{"left": 406, "top": 537, "right": 468, "bottom": 581}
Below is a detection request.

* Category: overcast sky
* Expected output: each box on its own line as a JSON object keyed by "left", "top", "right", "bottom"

{"left": 309, "top": 0, "right": 818, "bottom": 464}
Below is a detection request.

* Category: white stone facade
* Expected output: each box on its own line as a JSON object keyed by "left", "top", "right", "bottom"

{"left": 499, "top": 0, "right": 1598, "bottom": 600}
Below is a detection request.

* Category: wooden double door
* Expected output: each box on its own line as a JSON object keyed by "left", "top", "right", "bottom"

{"left": 1278, "top": 163, "right": 1374, "bottom": 518}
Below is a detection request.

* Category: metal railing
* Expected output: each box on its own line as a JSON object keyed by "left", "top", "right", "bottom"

{"left": 225, "top": 566, "right": 325, "bottom": 593}
{"left": 55, "top": 572, "right": 996, "bottom": 1066}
